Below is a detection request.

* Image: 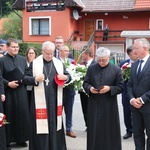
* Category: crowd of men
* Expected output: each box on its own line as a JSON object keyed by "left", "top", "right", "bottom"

{"left": 0, "top": 37, "right": 150, "bottom": 150}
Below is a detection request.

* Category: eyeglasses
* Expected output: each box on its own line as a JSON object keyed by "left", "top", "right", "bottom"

{"left": 28, "top": 52, "right": 35, "bottom": 54}
{"left": 97, "top": 58, "right": 109, "bottom": 63}
{"left": 43, "top": 50, "right": 54, "bottom": 56}
{"left": 55, "top": 42, "right": 63, "bottom": 44}
{"left": 10, "top": 46, "right": 19, "bottom": 49}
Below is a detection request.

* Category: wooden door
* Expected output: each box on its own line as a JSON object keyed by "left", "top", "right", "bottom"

{"left": 85, "top": 20, "right": 94, "bottom": 41}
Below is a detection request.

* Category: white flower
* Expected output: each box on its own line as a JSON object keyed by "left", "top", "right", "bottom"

{"left": 0, "top": 113, "right": 9, "bottom": 127}
{"left": 121, "top": 63, "right": 131, "bottom": 81}
{"left": 127, "top": 63, "right": 131, "bottom": 68}
{"left": 64, "top": 62, "right": 87, "bottom": 91}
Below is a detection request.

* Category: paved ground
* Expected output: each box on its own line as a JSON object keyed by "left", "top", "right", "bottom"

{"left": 12, "top": 93, "right": 135, "bottom": 150}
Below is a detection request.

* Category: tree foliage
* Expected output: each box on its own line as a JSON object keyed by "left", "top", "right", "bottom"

{"left": 0, "top": 11, "right": 22, "bottom": 40}
{"left": 0, "top": 0, "right": 16, "bottom": 17}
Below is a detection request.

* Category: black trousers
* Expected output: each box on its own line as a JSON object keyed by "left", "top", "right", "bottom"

{"left": 132, "top": 110, "right": 150, "bottom": 150}
{"left": 79, "top": 92, "right": 88, "bottom": 127}
{"left": 103, "top": 32, "right": 108, "bottom": 41}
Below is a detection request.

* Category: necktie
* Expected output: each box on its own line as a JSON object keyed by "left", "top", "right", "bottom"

{"left": 137, "top": 60, "right": 144, "bottom": 78}
{"left": 84, "top": 61, "right": 87, "bottom": 66}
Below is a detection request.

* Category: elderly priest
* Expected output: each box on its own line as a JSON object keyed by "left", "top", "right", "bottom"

{"left": 23, "top": 41, "right": 71, "bottom": 150}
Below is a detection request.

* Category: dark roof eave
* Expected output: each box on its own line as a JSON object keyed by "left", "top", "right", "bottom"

{"left": 12, "top": 7, "right": 24, "bottom": 10}
{"left": 12, "top": 0, "right": 25, "bottom": 10}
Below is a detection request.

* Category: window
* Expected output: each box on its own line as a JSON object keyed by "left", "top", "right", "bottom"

{"left": 29, "top": 17, "right": 51, "bottom": 35}
{"left": 96, "top": 19, "right": 103, "bottom": 30}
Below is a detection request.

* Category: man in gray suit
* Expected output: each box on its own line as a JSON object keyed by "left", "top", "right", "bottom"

{"left": 128, "top": 38, "right": 150, "bottom": 150}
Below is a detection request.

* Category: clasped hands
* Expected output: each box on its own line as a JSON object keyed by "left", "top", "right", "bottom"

{"left": 130, "top": 97, "right": 143, "bottom": 108}
{"left": 90, "top": 85, "right": 110, "bottom": 94}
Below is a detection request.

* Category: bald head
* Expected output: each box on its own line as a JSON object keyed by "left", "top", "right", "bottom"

{"left": 59, "top": 45, "right": 70, "bottom": 59}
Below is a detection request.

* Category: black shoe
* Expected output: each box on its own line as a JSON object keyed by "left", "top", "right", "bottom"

{"left": 16, "top": 142, "right": 28, "bottom": 147}
{"left": 123, "top": 133, "right": 132, "bottom": 139}
{"left": 7, "top": 144, "right": 11, "bottom": 150}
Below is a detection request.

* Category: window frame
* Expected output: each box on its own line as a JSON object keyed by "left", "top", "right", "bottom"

{"left": 29, "top": 16, "right": 51, "bottom": 36}
{"left": 96, "top": 19, "right": 103, "bottom": 30}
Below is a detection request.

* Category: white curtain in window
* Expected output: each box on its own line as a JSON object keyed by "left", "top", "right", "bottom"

{"left": 40, "top": 19, "right": 49, "bottom": 35}
{"left": 32, "top": 19, "right": 39, "bottom": 35}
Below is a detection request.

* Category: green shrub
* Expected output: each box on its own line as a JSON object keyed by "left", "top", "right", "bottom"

{"left": 19, "top": 42, "right": 42, "bottom": 56}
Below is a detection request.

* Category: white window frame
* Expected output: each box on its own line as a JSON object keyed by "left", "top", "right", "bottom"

{"left": 96, "top": 19, "right": 103, "bottom": 30}
{"left": 29, "top": 16, "right": 51, "bottom": 35}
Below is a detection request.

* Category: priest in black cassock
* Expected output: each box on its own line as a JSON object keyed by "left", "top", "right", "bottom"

{"left": 0, "top": 70, "right": 6, "bottom": 150}
{"left": 0, "top": 38, "right": 29, "bottom": 149}
{"left": 83, "top": 47, "right": 123, "bottom": 150}
{"left": 23, "top": 41, "right": 71, "bottom": 150}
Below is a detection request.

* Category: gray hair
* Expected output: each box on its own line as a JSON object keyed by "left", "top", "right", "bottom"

{"left": 59, "top": 45, "right": 69, "bottom": 51}
{"left": 134, "top": 38, "right": 150, "bottom": 48}
{"left": 42, "top": 41, "right": 55, "bottom": 51}
{"left": 96, "top": 47, "right": 111, "bottom": 57}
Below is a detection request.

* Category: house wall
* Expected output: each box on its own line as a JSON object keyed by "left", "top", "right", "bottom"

{"left": 78, "top": 11, "right": 149, "bottom": 33}
{"left": 22, "top": 9, "right": 150, "bottom": 43}
{"left": 22, "top": 8, "right": 76, "bottom": 43}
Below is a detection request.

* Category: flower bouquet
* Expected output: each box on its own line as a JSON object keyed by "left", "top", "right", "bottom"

{"left": 0, "top": 113, "right": 9, "bottom": 127}
{"left": 121, "top": 63, "right": 131, "bottom": 81}
{"left": 64, "top": 60, "right": 87, "bottom": 91}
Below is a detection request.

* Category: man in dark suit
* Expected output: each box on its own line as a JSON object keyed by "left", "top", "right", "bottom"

{"left": 54, "top": 36, "right": 64, "bottom": 58}
{"left": 128, "top": 38, "right": 150, "bottom": 150}
{"left": 79, "top": 48, "right": 96, "bottom": 130}
{"left": 103, "top": 24, "right": 109, "bottom": 41}
{"left": 54, "top": 36, "right": 74, "bottom": 59}
{"left": 58, "top": 45, "right": 76, "bottom": 138}
{"left": 119, "top": 45, "right": 138, "bottom": 139}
